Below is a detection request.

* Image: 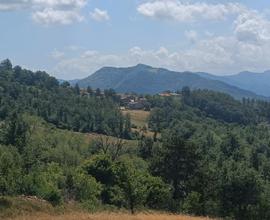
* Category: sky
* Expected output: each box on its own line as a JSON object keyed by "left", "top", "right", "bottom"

{"left": 1, "top": 0, "right": 270, "bottom": 79}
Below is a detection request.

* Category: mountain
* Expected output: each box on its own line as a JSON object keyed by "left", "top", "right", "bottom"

{"left": 77, "top": 64, "right": 266, "bottom": 100}
{"left": 58, "top": 78, "right": 79, "bottom": 85}
{"left": 198, "top": 71, "right": 270, "bottom": 97}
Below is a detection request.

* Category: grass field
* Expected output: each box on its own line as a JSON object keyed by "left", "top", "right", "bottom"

{"left": 122, "top": 110, "right": 158, "bottom": 138}
{"left": 86, "top": 132, "right": 137, "bottom": 148}
{"left": 5, "top": 213, "right": 213, "bottom": 220}
{"left": 122, "top": 110, "right": 150, "bottom": 128}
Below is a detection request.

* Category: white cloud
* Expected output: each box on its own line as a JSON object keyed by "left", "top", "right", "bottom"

{"left": 51, "top": 49, "right": 65, "bottom": 59}
{"left": 90, "top": 8, "right": 110, "bottom": 22}
{"left": 32, "top": 0, "right": 86, "bottom": 9}
{"left": 0, "top": 0, "right": 86, "bottom": 10}
{"left": 32, "top": 8, "right": 83, "bottom": 25}
{"left": 52, "top": 28, "right": 270, "bottom": 79}
{"left": 234, "top": 11, "right": 270, "bottom": 43}
{"left": 137, "top": 0, "right": 245, "bottom": 22}
{"left": 0, "top": 0, "right": 87, "bottom": 25}
{"left": 0, "top": 0, "right": 30, "bottom": 11}
{"left": 185, "top": 30, "right": 198, "bottom": 43}
{"left": 81, "top": 50, "right": 99, "bottom": 58}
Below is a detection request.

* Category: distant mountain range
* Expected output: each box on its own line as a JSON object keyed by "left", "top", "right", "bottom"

{"left": 64, "top": 64, "right": 270, "bottom": 100}
{"left": 198, "top": 71, "right": 270, "bottom": 97}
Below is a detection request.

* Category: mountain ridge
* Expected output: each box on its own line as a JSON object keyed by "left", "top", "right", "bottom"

{"left": 198, "top": 70, "right": 270, "bottom": 97}
{"left": 73, "top": 64, "right": 268, "bottom": 100}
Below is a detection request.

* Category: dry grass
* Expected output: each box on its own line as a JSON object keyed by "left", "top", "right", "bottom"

{"left": 1, "top": 197, "right": 215, "bottom": 220}
{"left": 85, "top": 133, "right": 138, "bottom": 148}
{"left": 122, "top": 110, "right": 150, "bottom": 128}
{"left": 122, "top": 110, "right": 158, "bottom": 138}
{"left": 5, "top": 212, "right": 213, "bottom": 220}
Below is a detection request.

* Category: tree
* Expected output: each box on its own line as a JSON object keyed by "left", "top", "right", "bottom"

{"left": 0, "top": 59, "right": 12, "bottom": 71}
{"left": 91, "top": 137, "right": 125, "bottom": 161}
{"left": 0, "top": 113, "right": 29, "bottom": 153}
{"left": 151, "top": 129, "right": 200, "bottom": 200}
{"left": 0, "top": 145, "right": 22, "bottom": 195}
{"left": 22, "top": 163, "right": 65, "bottom": 206}
{"left": 96, "top": 88, "right": 102, "bottom": 96}
{"left": 72, "top": 170, "right": 101, "bottom": 203}
{"left": 61, "top": 81, "right": 70, "bottom": 88}
{"left": 219, "top": 163, "right": 262, "bottom": 219}
{"left": 104, "top": 88, "right": 116, "bottom": 98}
{"left": 138, "top": 136, "right": 154, "bottom": 160}
{"left": 113, "top": 160, "right": 148, "bottom": 214}
{"left": 182, "top": 86, "right": 191, "bottom": 104}
{"left": 83, "top": 154, "right": 115, "bottom": 185}
{"left": 74, "top": 83, "right": 80, "bottom": 95}
{"left": 221, "top": 132, "right": 241, "bottom": 158}
{"left": 144, "top": 175, "right": 172, "bottom": 210}
{"left": 87, "top": 86, "right": 93, "bottom": 95}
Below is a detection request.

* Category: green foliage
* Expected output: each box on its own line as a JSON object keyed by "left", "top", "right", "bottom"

{"left": 143, "top": 175, "right": 172, "bottom": 210}
{"left": 0, "top": 61, "right": 131, "bottom": 138}
{"left": 218, "top": 162, "right": 262, "bottom": 219}
{"left": 0, "top": 113, "right": 29, "bottom": 153}
{"left": 22, "top": 163, "right": 65, "bottom": 206}
{"left": 3, "top": 61, "right": 270, "bottom": 219}
{"left": 84, "top": 154, "right": 115, "bottom": 185}
{"left": 182, "top": 192, "right": 203, "bottom": 215}
{"left": 150, "top": 129, "right": 200, "bottom": 200}
{"left": 138, "top": 136, "right": 154, "bottom": 160}
{"left": 0, "top": 145, "right": 22, "bottom": 195}
{"left": 83, "top": 154, "right": 170, "bottom": 213}
{"left": 147, "top": 91, "right": 270, "bottom": 218}
{"left": 73, "top": 170, "right": 101, "bottom": 203}
{"left": 113, "top": 160, "right": 148, "bottom": 213}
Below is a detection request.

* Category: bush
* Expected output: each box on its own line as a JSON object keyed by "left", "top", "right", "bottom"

{"left": 182, "top": 192, "right": 203, "bottom": 215}
{"left": 45, "top": 189, "right": 62, "bottom": 206}
{"left": 72, "top": 170, "right": 102, "bottom": 203}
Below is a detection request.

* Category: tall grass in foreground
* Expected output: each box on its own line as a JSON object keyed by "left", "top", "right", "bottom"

{"left": 6, "top": 213, "right": 214, "bottom": 220}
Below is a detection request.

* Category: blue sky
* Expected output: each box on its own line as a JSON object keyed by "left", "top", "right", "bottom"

{"left": 0, "top": 0, "right": 270, "bottom": 79}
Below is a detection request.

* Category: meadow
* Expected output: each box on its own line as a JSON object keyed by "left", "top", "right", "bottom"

{"left": 122, "top": 110, "right": 150, "bottom": 128}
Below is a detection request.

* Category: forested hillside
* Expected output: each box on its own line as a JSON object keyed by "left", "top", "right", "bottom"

{"left": 2, "top": 60, "right": 270, "bottom": 220}
{"left": 146, "top": 88, "right": 270, "bottom": 219}
{"left": 0, "top": 59, "right": 131, "bottom": 138}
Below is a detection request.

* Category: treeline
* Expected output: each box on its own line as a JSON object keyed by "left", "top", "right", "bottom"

{"left": 0, "top": 59, "right": 131, "bottom": 138}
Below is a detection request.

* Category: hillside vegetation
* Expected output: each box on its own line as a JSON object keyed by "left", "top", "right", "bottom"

{"left": 0, "top": 59, "right": 131, "bottom": 138}
{"left": 3, "top": 60, "right": 270, "bottom": 219}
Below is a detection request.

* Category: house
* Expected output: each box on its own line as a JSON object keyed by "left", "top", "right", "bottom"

{"left": 120, "top": 106, "right": 126, "bottom": 111}
{"left": 120, "top": 95, "right": 136, "bottom": 106}
{"left": 127, "top": 101, "right": 145, "bottom": 110}
{"left": 159, "top": 92, "right": 180, "bottom": 97}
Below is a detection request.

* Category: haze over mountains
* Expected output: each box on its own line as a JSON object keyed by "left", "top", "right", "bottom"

{"left": 68, "top": 64, "right": 270, "bottom": 100}
{"left": 198, "top": 71, "right": 270, "bottom": 97}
